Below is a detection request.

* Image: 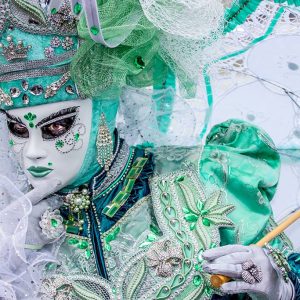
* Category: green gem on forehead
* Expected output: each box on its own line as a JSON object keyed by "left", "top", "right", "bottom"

{"left": 24, "top": 112, "right": 37, "bottom": 128}
{"left": 74, "top": 2, "right": 82, "bottom": 15}
{"left": 55, "top": 140, "right": 64, "bottom": 148}
{"left": 90, "top": 26, "right": 100, "bottom": 35}
{"left": 24, "top": 112, "right": 36, "bottom": 121}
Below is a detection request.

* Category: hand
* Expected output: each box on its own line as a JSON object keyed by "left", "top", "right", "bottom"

{"left": 25, "top": 194, "right": 64, "bottom": 248}
{"left": 202, "top": 245, "right": 294, "bottom": 300}
{"left": 25, "top": 178, "right": 62, "bottom": 205}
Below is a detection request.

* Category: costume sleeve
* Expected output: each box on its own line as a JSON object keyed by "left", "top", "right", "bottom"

{"left": 200, "top": 119, "right": 284, "bottom": 247}
{"left": 0, "top": 175, "right": 59, "bottom": 300}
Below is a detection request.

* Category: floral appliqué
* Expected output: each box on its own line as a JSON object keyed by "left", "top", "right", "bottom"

{"left": 40, "top": 277, "right": 72, "bottom": 300}
{"left": 146, "top": 240, "right": 183, "bottom": 277}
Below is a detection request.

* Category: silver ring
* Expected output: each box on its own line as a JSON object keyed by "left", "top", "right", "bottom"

{"left": 241, "top": 260, "right": 263, "bottom": 284}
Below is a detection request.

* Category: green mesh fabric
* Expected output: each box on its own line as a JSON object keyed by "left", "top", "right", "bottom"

{"left": 71, "top": 0, "right": 223, "bottom": 99}
{"left": 71, "top": 0, "right": 164, "bottom": 99}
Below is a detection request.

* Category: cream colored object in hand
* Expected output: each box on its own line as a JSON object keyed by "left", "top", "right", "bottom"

{"left": 210, "top": 210, "right": 300, "bottom": 288}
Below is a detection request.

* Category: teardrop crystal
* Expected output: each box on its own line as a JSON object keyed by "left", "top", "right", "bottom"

{"left": 65, "top": 85, "right": 75, "bottom": 95}
{"left": 29, "top": 85, "right": 44, "bottom": 96}
{"left": 22, "top": 94, "right": 29, "bottom": 105}
{"left": 21, "top": 80, "right": 29, "bottom": 91}
{"left": 10, "top": 87, "right": 21, "bottom": 98}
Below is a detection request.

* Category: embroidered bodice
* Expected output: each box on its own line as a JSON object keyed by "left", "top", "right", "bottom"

{"left": 40, "top": 120, "right": 292, "bottom": 300}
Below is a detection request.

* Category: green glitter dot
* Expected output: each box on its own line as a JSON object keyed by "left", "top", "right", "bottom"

{"left": 90, "top": 26, "right": 99, "bottom": 35}
{"left": 74, "top": 2, "right": 82, "bottom": 15}
{"left": 48, "top": 162, "right": 53, "bottom": 166}
{"left": 55, "top": 140, "right": 64, "bottom": 148}
{"left": 74, "top": 133, "right": 80, "bottom": 141}
{"left": 51, "top": 8, "right": 57, "bottom": 14}
{"left": 9, "top": 139, "right": 15, "bottom": 146}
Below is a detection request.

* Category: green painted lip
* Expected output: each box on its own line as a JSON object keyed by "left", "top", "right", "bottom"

{"left": 27, "top": 166, "right": 53, "bottom": 178}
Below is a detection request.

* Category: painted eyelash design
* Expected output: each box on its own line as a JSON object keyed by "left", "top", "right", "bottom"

{"left": 6, "top": 114, "right": 24, "bottom": 125}
{"left": 41, "top": 111, "right": 80, "bottom": 142}
{"left": 40, "top": 112, "right": 78, "bottom": 127}
{"left": 36, "top": 106, "right": 80, "bottom": 128}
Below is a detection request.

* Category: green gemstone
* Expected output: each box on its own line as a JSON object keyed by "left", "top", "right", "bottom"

{"left": 68, "top": 238, "right": 79, "bottom": 245}
{"left": 146, "top": 234, "right": 156, "bottom": 242}
{"left": 45, "top": 262, "right": 56, "bottom": 271}
{"left": 78, "top": 240, "right": 89, "bottom": 249}
{"left": 29, "top": 122, "right": 34, "bottom": 128}
{"left": 190, "top": 223, "right": 196, "bottom": 231}
{"left": 73, "top": 2, "right": 82, "bottom": 14}
{"left": 150, "top": 224, "right": 161, "bottom": 235}
{"left": 105, "top": 243, "right": 112, "bottom": 252}
{"left": 106, "top": 235, "right": 113, "bottom": 243}
{"left": 9, "top": 139, "right": 15, "bottom": 146}
{"left": 134, "top": 56, "right": 145, "bottom": 69}
{"left": 194, "top": 264, "right": 201, "bottom": 271}
{"left": 90, "top": 26, "right": 99, "bottom": 35}
{"left": 85, "top": 249, "right": 91, "bottom": 260}
{"left": 66, "top": 225, "right": 79, "bottom": 235}
{"left": 184, "top": 213, "right": 198, "bottom": 223}
{"left": 74, "top": 133, "right": 80, "bottom": 141}
{"left": 51, "top": 8, "right": 57, "bottom": 14}
{"left": 175, "top": 175, "right": 185, "bottom": 182}
{"left": 201, "top": 209, "right": 209, "bottom": 216}
{"left": 197, "top": 200, "right": 204, "bottom": 211}
{"left": 193, "top": 275, "right": 202, "bottom": 287}
{"left": 113, "top": 226, "right": 120, "bottom": 237}
{"left": 51, "top": 218, "right": 58, "bottom": 228}
{"left": 210, "top": 242, "right": 217, "bottom": 248}
{"left": 48, "top": 162, "right": 53, "bottom": 166}
{"left": 204, "top": 287, "right": 211, "bottom": 296}
{"left": 202, "top": 218, "right": 211, "bottom": 227}
{"left": 197, "top": 250, "right": 204, "bottom": 262}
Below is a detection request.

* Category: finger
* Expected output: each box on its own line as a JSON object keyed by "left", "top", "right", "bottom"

{"left": 211, "top": 252, "right": 250, "bottom": 265}
{"left": 27, "top": 179, "right": 62, "bottom": 205}
{"left": 220, "top": 281, "right": 253, "bottom": 294}
{"left": 202, "top": 263, "right": 243, "bottom": 279}
{"left": 203, "top": 245, "right": 250, "bottom": 261}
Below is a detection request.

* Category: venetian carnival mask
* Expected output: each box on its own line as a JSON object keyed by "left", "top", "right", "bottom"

{"left": 4, "top": 99, "right": 92, "bottom": 188}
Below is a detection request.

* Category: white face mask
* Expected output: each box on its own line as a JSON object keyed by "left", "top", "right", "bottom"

{"left": 5, "top": 99, "right": 92, "bottom": 189}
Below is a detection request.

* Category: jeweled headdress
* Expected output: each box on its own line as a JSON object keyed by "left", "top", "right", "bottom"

{"left": 0, "top": 0, "right": 79, "bottom": 110}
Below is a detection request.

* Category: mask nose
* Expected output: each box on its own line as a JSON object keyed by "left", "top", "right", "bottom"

{"left": 24, "top": 133, "right": 47, "bottom": 161}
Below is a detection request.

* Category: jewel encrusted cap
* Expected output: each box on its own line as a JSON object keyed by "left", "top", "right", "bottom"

{"left": 0, "top": 0, "right": 81, "bottom": 110}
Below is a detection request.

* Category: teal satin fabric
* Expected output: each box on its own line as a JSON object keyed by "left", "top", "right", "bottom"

{"left": 200, "top": 119, "right": 280, "bottom": 246}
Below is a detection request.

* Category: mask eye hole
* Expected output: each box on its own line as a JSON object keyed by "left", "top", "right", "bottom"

{"left": 7, "top": 121, "right": 29, "bottom": 139}
{"left": 41, "top": 116, "right": 76, "bottom": 140}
